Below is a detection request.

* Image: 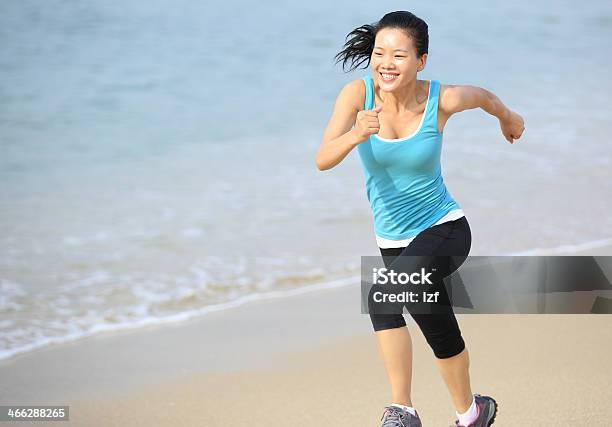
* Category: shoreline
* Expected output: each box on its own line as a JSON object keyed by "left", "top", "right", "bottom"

{"left": 0, "top": 282, "right": 371, "bottom": 403}
{"left": 2, "top": 239, "right": 611, "bottom": 364}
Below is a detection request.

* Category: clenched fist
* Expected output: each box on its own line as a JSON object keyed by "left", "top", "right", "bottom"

{"left": 500, "top": 110, "right": 525, "bottom": 144}
{"left": 353, "top": 105, "right": 383, "bottom": 142}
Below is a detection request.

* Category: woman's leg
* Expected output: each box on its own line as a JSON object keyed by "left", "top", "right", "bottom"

{"left": 370, "top": 246, "right": 414, "bottom": 407}
{"left": 435, "top": 347, "right": 473, "bottom": 413}
{"left": 370, "top": 217, "right": 474, "bottom": 413}
{"left": 404, "top": 217, "right": 474, "bottom": 412}
{"left": 375, "top": 326, "right": 414, "bottom": 407}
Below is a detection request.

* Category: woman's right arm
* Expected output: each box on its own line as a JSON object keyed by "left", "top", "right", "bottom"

{"left": 315, "top": 80, "right": 378, "bottom": 171}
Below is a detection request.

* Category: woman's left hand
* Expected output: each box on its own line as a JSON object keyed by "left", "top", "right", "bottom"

{"left": 500, "top": 110, "right": 525, "bottom": 144}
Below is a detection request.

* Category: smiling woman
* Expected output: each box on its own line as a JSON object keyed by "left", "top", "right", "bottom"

{"left": 316, "top": 9, "right": 525, "bottom": 427}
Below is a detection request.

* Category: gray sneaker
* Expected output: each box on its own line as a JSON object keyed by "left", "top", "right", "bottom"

{"left": 380, "top": 405, "right": 422, "bottom": 427}
{"left": 451, "top": 394, "right": 498, "bottom": 427}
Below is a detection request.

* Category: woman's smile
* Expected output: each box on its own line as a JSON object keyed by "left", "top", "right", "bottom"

{"left": 380, "top": 72, "right": 399, "bottom": 82}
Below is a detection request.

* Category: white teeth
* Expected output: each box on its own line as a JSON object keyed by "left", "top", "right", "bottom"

{"left": 381, "top": 73, "right": 398, "bottom": 81}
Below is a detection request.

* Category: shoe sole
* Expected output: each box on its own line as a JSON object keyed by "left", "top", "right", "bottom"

{"left": 485, "top": 396, "right": 498, "bottom": 426}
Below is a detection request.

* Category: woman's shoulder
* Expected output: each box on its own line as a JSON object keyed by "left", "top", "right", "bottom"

{"left": 335, "top": 78, "right": 368, "bottom": 111}
{"left": 437, "top": 81, "right": 450, "bottom": 94}
{"left": 345, "top": 77, "right": 369, "bottom": 95}
{"left": 437, "top": 82, "right": 462, "bottom": 113}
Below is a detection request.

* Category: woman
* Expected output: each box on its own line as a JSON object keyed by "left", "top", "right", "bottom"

{"left": 315, "top": 11, "right": 524, "bottom": 427}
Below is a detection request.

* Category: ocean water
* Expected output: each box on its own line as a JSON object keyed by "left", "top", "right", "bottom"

{"left": 1, "top": 0, "right": 611, "bottom": 360}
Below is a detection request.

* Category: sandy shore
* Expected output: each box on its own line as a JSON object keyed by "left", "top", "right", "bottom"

{"left": 2, "top": 263, "right": 612, "bottom": 426}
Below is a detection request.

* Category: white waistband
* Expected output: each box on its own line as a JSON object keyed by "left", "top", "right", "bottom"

{"left": 376, "top": 209, "right": 466, "bottom": 249}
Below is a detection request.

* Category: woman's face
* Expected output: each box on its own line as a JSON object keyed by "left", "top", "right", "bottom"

{"left": 371, "top": 27, "right": 426, "bottom": 91}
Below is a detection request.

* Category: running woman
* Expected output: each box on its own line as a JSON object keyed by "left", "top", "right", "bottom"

{"left": 315, "top": 11, "right": 524, "bottom": 427}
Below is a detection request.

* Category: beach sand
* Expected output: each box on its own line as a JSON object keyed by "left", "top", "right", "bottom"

{"left": 2, "top": 268, "right": 612, "bottom": 426}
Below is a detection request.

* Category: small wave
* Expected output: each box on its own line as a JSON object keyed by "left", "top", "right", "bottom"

{"left": 0, "top": 275, "right": 358, "bottom": 362}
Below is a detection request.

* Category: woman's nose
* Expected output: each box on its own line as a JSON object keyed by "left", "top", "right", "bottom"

{"left": 381, "top": 62, "right": 395, "bottom": 71}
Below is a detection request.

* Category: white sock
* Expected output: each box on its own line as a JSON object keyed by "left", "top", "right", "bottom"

{"left": 456, "top": 395, "right": 478, "bottom": 426}
{"left": 390, "top": 403, "right": 416, "bottom": 417}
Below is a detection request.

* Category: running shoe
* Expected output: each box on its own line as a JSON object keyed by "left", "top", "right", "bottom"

{"left": 380, "top": 405, "right": 422, "bottom": 427}
{"left": 451, "top": 394, "right": 498, "bottom": 426}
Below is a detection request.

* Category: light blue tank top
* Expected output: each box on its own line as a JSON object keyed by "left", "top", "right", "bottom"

{"left": 357, "top": 75, "right": 462, "bottom": 240}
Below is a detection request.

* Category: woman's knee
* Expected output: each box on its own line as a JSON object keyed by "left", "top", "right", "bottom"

{"left": 430, "top": 332, "right": 465, "bottom": 359}
{"left": 411, "top": 313, "right": 465, "bottom": 358}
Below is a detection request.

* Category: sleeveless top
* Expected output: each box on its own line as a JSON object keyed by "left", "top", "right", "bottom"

{"left": 356, "top": 75, "right": 465, "bottom": 248}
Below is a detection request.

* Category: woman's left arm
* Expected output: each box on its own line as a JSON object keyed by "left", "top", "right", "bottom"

{"left": 439, "top": 84, "right": 525, "bottom": 144}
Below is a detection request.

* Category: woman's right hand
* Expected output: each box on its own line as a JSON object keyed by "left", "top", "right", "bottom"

{"left": 316, "top": 80, "right": 381, "bottom": 170}
{"left": 353, "top": 105, "right": 383, "bottom": 142}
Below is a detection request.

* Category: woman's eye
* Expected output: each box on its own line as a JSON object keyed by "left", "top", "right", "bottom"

{"left": 372, "top": 53, "right": 404, "bottom": 58}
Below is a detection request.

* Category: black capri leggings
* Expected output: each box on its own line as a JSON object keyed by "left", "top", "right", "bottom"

{"left": 369, "top": 216, "right": 472, "bottom": 359}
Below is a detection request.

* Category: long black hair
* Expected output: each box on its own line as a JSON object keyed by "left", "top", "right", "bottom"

{"left": 334, "top": 11, "right": 429, "bottom": 73}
